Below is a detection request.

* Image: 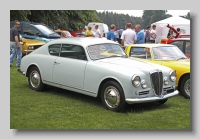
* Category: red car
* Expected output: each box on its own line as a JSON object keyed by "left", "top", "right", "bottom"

{"left": 160, "top": 24, "right": 190, "bottom": 58}
{"left": 163, "top": 38, "right": 190, "bottom": 58}
{"left": 167, "top": 24, "right": 190, "bottom": 39}
{"left": 70, "top": 30, "right": 86, "bottom": 37}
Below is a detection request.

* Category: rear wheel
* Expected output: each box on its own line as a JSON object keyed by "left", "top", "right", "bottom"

{"left": 101, "top": 81, "right": 126, "bottom": 112}
{"left": 28, "top": 66, "right": 46, "bottom": 91}
{"left": 180, "top": 75, "right": 190, "bottom": 99}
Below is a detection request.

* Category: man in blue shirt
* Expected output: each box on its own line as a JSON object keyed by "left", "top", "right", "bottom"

{"left": 135, "top": 24, "right": 145, "bottom": 44}
{"left": 107, "top": 24, "right": 117, "bottom": 42}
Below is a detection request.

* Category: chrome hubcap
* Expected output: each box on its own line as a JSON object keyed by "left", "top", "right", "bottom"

{"left": 30, "top": 70, "right": 40, "bottom": 88}
{"left": 104, "top": 86, "right": 120, "bottom": 108}
{"left": 184, "top": 79, "right": 190, "bottom": 96}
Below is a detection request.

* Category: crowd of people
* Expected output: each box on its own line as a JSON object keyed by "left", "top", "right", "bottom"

{"left": 10, "top": 19, "right": 180, "bottom": 67}
{"left": 84, "top": 22, "right": 158, "bottom": 50}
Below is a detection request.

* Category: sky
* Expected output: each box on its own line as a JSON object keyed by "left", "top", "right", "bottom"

{"left": 96, "top": 10, "right": 190, "bottom": 17}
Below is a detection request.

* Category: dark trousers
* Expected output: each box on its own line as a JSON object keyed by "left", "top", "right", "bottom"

{"left": 150, "top": 40, "right": 155, "bottom": 43}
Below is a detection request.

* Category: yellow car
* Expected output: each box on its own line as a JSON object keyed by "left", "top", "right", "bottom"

{"left": 125, "top": 44, "right": 190, "bottom": 99}
{"left": 20, "top": 37, "right": 45, "bottom": 56}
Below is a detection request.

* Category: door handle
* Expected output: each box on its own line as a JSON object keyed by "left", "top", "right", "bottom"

{"left": 54, "top": 61, "right": 60, "bottom": 64}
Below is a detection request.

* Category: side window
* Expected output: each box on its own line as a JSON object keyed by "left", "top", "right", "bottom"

{"left": 130, "top": 47, "right": 151, "bottom": 59}
{"left": 49, "top": 44, "right": 61, "bottom": 56}
{"left": 185, "top": 41, "right": 190, "bottom": 54}
{"left": 23, "top": 24, "right": 40, "bottom": 36}
{"left": 60, "top": 44, "right": 87, "bottom": 60}
{"left": 170, "top": 41, "right": 184, "bottom": 51}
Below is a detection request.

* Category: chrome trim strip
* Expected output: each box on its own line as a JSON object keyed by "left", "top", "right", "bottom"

{"left": 135, "top": 88, "right": 151, "bottom": 95}
{"left": 43, "top": 80, "right": 96, "bottom": 94}
{"left": 126, "top": 90, "right": 179, "bottom": 104}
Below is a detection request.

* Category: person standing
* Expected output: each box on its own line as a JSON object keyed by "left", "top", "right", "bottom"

{"left": 94, "top": 25, "right": 101, "bottom": 38}
{"left": 145, "top": 26, "right": 151, "bottom": 43}
{"left": 85, "top": 26, "right": 94, "bottom": 37}
{"left": 10, "top": 20, "right": 22, "bottom": 67}
{"left": 120, "top": 22, "right": 137, "bottom": 50}
{"left": 107, "top": 24, "right": 117, "bottom": 42}
{"left": 135, "top": 24, "right": 145, "bottom": 44}
{"left": 150, "top": 25, "right": 156, "bottom": 43}
{"left": 118, "top": 28, "right": 124, "bottom": 44}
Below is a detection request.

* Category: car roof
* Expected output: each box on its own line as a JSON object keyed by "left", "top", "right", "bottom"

{"left": 47, "top": 37, "right": 117, "bottom": 47}
{"left": 128, "top": 43, "right": 176, "bottom": 48}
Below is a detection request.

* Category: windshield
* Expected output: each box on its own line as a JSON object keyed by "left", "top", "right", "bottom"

{"left": 152, "top": 46, "right": 187, "bottom": 60}
{"left": 35, "top": 25, "right": 55, "bottom": 35}
{"left": 87, "top": 43, "right": 126, "bottom": 60}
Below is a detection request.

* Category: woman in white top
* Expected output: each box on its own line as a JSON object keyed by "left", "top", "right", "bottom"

{"left": 150, "top": 25, "right": 156, "bottom": 43}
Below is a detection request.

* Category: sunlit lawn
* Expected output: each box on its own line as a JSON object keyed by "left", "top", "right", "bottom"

{"left": 10, "top": 60, "right": 190, "bottom": 130}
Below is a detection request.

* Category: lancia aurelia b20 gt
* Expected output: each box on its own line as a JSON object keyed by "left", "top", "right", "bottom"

{"left": 19, "top": 37, "right": 179, "bottom": 112}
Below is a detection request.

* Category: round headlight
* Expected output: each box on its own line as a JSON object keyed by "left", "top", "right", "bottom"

{"left": 132, "top": 75, "right": 141, "bottom": 87}
{"left": 141, "top": 80, "right": 147, "bottom": 89}
{"left": 164, "top": 77, "right": 169, "bottom": 85}
{"left": 169, "top": 70, "right": 176, "bottom": 82}
{"left": 29, "top": 46, "right": 34, "bottom": 50}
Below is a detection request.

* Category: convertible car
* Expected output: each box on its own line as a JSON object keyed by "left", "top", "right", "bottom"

{"left": 125, "top": 44, "right": 190, "bottom": 99}
{"left": 19, "top": 38, "right": 179, "bottom": 112}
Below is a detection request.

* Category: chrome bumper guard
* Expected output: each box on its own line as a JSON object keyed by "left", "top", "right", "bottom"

{"left": 125, "top": 90, "right": 179, "bottom": 104}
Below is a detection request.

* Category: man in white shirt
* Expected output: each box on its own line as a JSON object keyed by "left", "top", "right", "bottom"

{"left": 94, "top": 25, "right": 101, "bottom": 38}
{"left": 121, "top": 22, "right": 137, "bottom": 49}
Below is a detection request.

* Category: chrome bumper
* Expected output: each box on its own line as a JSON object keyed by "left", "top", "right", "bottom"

{"left": 125, "top": 90, "right": 179, "bottom": 104}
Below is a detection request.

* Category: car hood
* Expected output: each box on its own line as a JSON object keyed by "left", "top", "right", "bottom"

{"left": 21, "top": 38, "right": 45, "bottom": 45}
{"left": 98, "top": 57, "right": 165, "bottom": 70}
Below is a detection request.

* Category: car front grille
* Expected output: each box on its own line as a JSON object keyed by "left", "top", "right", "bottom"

{"left": 149, "top": 69, "right": 163, "bottom": 96}
{"left": 34, "top": 45, "right": 42, "bottom": 49}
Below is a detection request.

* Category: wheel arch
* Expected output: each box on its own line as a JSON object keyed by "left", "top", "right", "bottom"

{"left": 178, "top": 73, "right": 190, "bottom": 90}
{"left": 97, "top": 77, "right": 124, "bottom": 98}
{"left": 25, "top": 64, "right": 39, "bottom": 77}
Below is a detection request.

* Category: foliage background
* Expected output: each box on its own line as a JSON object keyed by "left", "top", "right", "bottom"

{"left": 10, "top": 10, "right": 190, "bottom": 31}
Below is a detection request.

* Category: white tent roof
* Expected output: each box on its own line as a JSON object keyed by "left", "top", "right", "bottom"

{"left": 153, "top": 16, "right": 190, "bottom": 25}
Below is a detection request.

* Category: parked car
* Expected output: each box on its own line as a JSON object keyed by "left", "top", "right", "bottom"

{"left": 10, "top": 35, "right": 45, "bottom": 56}
{"left": 20, "top": 36, "right": 45, "bottom": 56}
{"left": 10, "top": 21, "right": 60, "bottom": 43}
{"left": 161, "top": 38, "right": 190, "bottom": 58}
{"left": 125, "top": 44, "right": 190, "bottom": 99}
{"left": 70, "top": 30, "right": 86, "bottom": 37}
{"left": 18, "top": 38, "right": 179, "bottom": 112}
{"left": 167, "top": 24, "right": 190, "bottom": 38}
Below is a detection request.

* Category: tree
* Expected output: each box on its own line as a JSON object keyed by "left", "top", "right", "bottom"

{"left": 10, "top": 10, "right": 31, "bottom": 21}
{"left": 180, "top": 12, "right": 190, "bottom": 20}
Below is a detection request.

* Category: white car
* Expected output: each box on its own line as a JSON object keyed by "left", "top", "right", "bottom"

{"left": 19, "top": 37, "right": 179, "bottom": 112}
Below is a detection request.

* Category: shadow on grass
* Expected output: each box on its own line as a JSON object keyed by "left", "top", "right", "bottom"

{"left": 39, "top": 85, "right": 170, "bottom": 113}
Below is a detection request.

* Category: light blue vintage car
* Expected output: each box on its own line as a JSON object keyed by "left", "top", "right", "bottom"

{"left": 19, "top": 37, "right": 179, "bottom": 112}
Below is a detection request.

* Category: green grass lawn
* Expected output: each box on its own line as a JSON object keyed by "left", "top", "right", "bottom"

{"left": 10, "top": 60, "right": 190, "bottom": 130}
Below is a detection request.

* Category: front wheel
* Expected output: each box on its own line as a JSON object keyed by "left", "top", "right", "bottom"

{"left": 180, "top": 75, "right": 190, "bottom": 99}
{"left": 101, "top": 81, "right": 126, "bottom": 112}
{"left": 28, "top": 66, "right": 46, "bottom": 91}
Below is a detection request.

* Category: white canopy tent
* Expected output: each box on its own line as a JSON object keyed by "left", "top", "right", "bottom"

{"left": 151, "top": 16, "right": 190, "bottom": 43}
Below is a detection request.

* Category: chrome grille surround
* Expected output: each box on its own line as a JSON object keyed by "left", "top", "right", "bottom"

{"left": 149, "top": 69, "right": 163, "bottom": 96}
